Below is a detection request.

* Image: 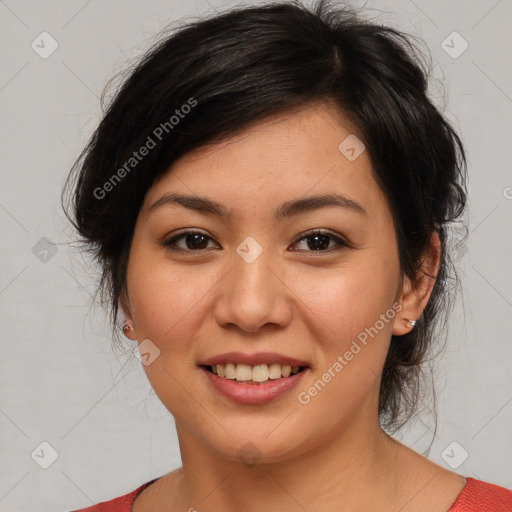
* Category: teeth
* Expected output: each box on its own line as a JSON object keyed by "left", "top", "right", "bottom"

{"left": 235, "top": 364, "right": 252, "bottom": 381}
{"left": 268, "top": 363, "right": 281, "bottom": 379}
{"left": 225, "top": 363, "right": 236, "bottom": 379}
{"left": 211, "top": 363, "right": 302, "bottom": 383}
{"left": 252, "top": 364, "right": 269, "bottom": 382}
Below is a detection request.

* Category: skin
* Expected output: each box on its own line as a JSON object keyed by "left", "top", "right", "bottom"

{"left": 121, "top": 103, "right": 466, "bottom": 511}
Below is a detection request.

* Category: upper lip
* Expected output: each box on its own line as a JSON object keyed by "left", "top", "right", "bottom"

{"left": 199, "top": 352, "right": 310, "bottom": 367}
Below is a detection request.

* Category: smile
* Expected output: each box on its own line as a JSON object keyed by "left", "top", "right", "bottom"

{"left": 198, "top": 352, "right": 310, "bottom": 404}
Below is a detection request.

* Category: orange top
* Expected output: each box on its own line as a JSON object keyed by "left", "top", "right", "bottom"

{"left": 69, "top": 476, "right": 512, "bottom": 511}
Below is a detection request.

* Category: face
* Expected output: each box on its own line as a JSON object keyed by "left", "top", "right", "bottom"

{"left": 123, "top": 103, "right": 409, "bottom": 464}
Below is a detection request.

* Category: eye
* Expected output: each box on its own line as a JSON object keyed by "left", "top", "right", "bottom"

{"left": 159, "top": 229, "right": 350, "bottom": 254}
{"left": 290, "top": 229, "right": 350, "bottom": 253}
{"left": 160, "top": 230, "right": 219, "bottom": 253}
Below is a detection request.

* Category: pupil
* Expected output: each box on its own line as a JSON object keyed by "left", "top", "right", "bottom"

{"left": 308, "top": 234, "right": 329, "bottom": 251}
{"left": 187, "top": 234, "right": 208, "bottom": 250}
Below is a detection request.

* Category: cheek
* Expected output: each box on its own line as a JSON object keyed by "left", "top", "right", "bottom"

{"left": 293, "top": 261, "right": 399, "bottom": 407}
{"left": 299, "top": 261, "right": 398, "bottom": 347}
{"left": 125, "top": 243, "right": 213, "bottom": 352}
{"left": 126, "top": 253, "right": 215, "bottom": 417}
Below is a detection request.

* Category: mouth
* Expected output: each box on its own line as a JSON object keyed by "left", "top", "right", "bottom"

{"left": 201, "top": 363, "right": 307, "bottom": 384}
{"left": 198, "top": 353, "right": 310, "bottom": 404}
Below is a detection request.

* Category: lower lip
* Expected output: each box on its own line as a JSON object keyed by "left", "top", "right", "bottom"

{"left": 200, "top": 366, "right": 308, "bottom": 405}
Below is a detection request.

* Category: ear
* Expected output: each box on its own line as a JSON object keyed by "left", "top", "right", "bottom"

{"left": 119, "top": 286, "right": 137, "bottom": 341}
{"left": 392, "top": 231, "right": 441, "bottom": 336}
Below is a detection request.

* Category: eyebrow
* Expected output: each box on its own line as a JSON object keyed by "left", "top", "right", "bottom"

{"left": 148, "top": 192, "right": 368, "bottom": 220}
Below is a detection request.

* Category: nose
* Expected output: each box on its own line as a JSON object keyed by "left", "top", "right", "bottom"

{"left": 212, "top": 249, "right": 292, "bottom": 333}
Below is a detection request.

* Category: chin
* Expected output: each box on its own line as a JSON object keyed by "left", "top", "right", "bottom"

{"left": 189, "top": 417, "right": 318, "bottom": 466}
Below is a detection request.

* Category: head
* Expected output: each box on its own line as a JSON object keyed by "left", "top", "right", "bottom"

{"left": 63, "top": 0, "right": 467, "bottom": 462}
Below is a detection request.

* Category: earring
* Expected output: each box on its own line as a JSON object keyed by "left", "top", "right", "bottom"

{"left": 122, "top": 319, "right": 135, "bottom": 336}
{"left": 408, "top": 319, "right": 416, "bottom": 327}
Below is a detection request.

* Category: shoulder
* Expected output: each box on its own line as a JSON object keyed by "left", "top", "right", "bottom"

{"left": 449, "top": 477, "right": 512, "bottom": 511}
{"left": 67, "top": 478, "right": 159, "bottom": 512}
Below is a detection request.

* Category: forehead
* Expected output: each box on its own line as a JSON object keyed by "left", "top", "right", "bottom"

{"left": 143, "top": 103, "right": 388, "bottom": 221}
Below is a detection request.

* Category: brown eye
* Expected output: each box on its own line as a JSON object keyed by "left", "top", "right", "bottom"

{"left": 290, "top": 230, "right": 350, "bottom": 253}
{"left": 160, "top": 230, "right": 219, "bottom": 252}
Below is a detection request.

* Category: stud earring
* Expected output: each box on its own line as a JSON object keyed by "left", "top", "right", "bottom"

{"left": 408, "top": 319, "right": 416, "bottom": 327}
{"left": 122, "top": 320, "right": 135, "bottom": 336}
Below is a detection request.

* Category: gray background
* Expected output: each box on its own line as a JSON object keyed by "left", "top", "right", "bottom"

{"left": 0, "top": 0, "right": 511, "bottom": 510}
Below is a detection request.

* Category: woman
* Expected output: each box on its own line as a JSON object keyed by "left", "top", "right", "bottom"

{"left": 64, "top": 1, "right": 512, "bottom": 510}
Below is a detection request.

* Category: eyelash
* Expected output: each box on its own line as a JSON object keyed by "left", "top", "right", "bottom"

{"left": 159, "top": 229, "right": 350, "bottom": 255}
